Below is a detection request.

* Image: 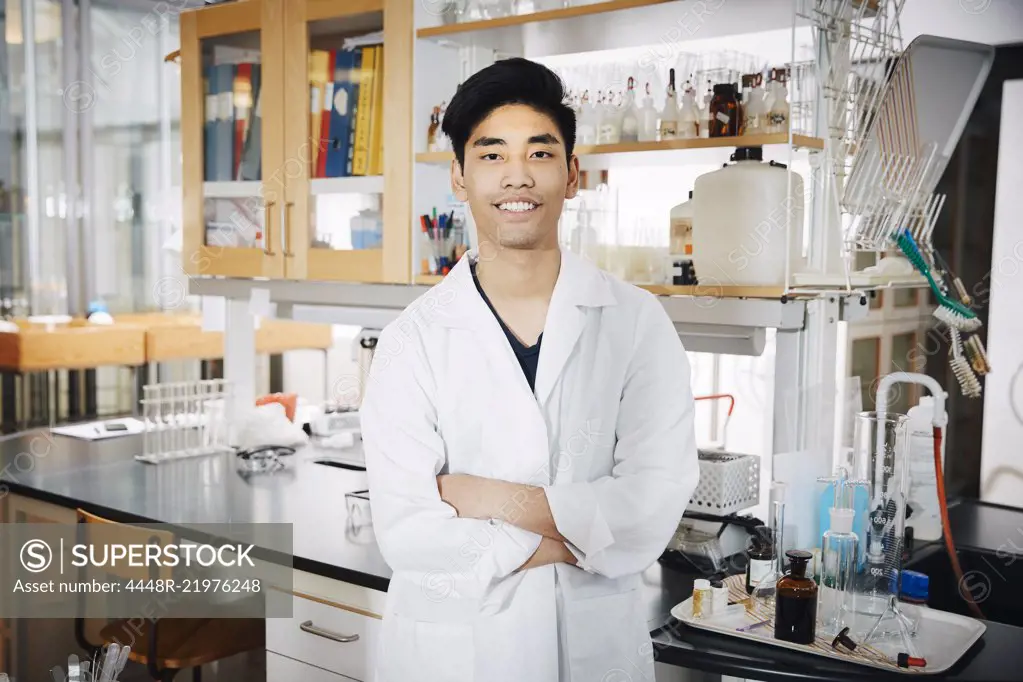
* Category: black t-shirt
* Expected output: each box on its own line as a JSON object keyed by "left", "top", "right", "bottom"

{"left": 471, "top": 262, "right": 542, "bottom": 392}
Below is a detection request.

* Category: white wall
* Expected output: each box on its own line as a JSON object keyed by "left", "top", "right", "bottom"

{"left": 901, "top": 0, "right": 1023, "bottom": 47}
{"left": 980, "top": 79, "right": 1023, "bottom": 506}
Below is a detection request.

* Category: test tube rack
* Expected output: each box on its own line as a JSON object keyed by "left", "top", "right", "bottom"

{"left": 136, "top": 379, "right": 235, "bottom": 464}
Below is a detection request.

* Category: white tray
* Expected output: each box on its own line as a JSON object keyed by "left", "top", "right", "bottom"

{"left": 670, "top": 597, "right": 986, "bottom": 674}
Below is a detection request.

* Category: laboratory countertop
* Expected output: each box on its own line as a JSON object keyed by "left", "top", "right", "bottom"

{"left": 1, "top": 429, "right": 1021, "bottom": 681}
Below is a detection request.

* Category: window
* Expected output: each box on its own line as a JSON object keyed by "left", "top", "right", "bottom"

{"left": 851, "top": 337, "right": 881, "bottom": 410}
{"left": 890, "top": 331, "right": 919, "bottom": 414}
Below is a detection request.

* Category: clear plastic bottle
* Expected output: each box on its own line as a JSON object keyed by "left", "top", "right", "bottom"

{"left": 620, "top": 77, "right": 640, "bottom": 143}
{"left": 638, "top": 82, "right": 658, "bottom": 142}
{"left": 698, "top": 79, "right": 713, "bottom": 138}
{"left": 818, "top": 507, "right": 858, "bottom": 637}
{"left": 678, "top": 82, "right": 699, "bottom": 139}
{"left": 577, "top": 90, "right": 597, "bottom": 145}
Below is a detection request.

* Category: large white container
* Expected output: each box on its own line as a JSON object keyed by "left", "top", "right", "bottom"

{"left": 906, "top": 397, "right": 948, "bottom": 541}
{"left": 692, "top": 147, "right": 805, "bottom": 287}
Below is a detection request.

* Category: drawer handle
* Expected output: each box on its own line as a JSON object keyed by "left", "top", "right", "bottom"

{"left": 300, "top": 620, "right": 360, "bottom": 643}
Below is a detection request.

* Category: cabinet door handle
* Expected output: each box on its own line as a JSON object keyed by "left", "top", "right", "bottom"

{"left": 282, "top": 201, "right": 295, "bottom": 257}
{"left": 263, "top": 199, "right": 276, "bottom": 256}
{"left": 299, "top": 620, "right": 359, "bottom": 643}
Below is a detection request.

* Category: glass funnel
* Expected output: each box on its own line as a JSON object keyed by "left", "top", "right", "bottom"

{"left": 848, "top": 411, "right": 910, "bottom": 640}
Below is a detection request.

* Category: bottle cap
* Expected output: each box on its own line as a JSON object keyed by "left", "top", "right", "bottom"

{"left": 900, "top": 570, "right": 929, "bottom": 601}
{"left": 710, "top": 580, "right": 724, "bottom": 589}
{"left": 786, "top": 549, "right": 812, "bottom": 564}
{"left": 693, "top": 579, "right": 711, "bottom": 590}
{"left": 713, "top": 83, "right": 733, "bottom": 96}
{"left": 731, "top": 146, "right": 764, "bottom": 162}
{"left": 829, "top": 507, "right": 855, "bottom": 534}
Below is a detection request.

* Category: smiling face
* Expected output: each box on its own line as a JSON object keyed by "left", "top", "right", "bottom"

{"left": 452, "top": 103, "right": 579, "bottom": 251}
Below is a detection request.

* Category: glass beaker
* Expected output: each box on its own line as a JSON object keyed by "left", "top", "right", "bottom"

{"left": 849, "top": 411, "right": 909, "bottom": 639}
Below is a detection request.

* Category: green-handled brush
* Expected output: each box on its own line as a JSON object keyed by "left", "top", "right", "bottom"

{"left": 895, "top": 229, "right": 981, "bottom": 332}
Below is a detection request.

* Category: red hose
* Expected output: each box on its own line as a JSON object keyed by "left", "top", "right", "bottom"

{"left": 933, "top": 426, "right": 984, "bottom": 619}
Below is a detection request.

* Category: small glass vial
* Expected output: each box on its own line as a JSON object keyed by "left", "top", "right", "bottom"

{"left": 709, "top": 83, "right": 739, "bottom": 137}
{"left": 692, "top": 578, "right": 712, "bottom": 619}
{"left": 775, "top": 550, "right": 818, "bottom": 645}
{"left": 899, "top": 570, "right": 929, "bottom": 636}
{"left": 698, "top": 79, "right": 712, "bottom": 138}
{"left": 818, "top": 507, "right": 858, "bottom": 637}
{"left": 746, "top": 525, "right": 775, "bottom": 594}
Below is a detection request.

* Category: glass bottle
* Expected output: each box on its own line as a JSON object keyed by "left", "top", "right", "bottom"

{"left": 709, "top": 83, "right": 739, "bottom": 137}
{"left": 818, "top": 507, "right": 858, "bottom": 637}
{"left": 775, "top": 550, "right": 818, "bottom": 645}
{"left": 657, "top": 68, "right": 678, "bottom": 141}
{"left": 746, "top": 525, "right": 775, "bottom": 594}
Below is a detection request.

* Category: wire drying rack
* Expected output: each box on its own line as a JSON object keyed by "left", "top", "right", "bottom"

{"left": 136, "top": 379, "right": 235, "bottom": 464}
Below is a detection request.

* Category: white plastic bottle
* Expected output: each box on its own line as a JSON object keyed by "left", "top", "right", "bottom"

{"left": 678, "top": 83, "right": 699, "bottom": 139}
{"left": 638, "top": 82, "right": 658, "bottom": 142}
{"left": 657, "top": 68, "right": 678, "bottom": 141}
{"left": 698, "top": 79, "right": 713, "bottom": 139}
{"left": 905, "top": 397, "right": 948, "bottom": 542}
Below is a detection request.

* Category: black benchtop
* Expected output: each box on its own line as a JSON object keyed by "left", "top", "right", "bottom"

{"left": 2, "top": 429, "right": 1021, "bottom": 681}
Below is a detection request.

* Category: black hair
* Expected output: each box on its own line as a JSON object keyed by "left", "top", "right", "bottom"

{"left": 441, "top": 57, "right": 576, "bottom": 169}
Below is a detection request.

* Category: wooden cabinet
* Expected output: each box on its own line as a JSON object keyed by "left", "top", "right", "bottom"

{"left": 180, "top": 0, "right": 412, "bottom": 284}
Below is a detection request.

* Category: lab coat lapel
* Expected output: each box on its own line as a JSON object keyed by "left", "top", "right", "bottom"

{"left": 534, "top": 250, "right": 617, "bottom": 406}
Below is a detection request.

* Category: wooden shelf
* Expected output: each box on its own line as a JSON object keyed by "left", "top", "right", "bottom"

{"left": 416, "top": 133, "right": 824, "bottom": 163}
{"left": 0, "top": 323, "right": 147, "bottom": 371}
{"left": 415, "top": 274, "right": 444, "bottom": 285}
{"left": 204, "top": 181, "right": 263, "bottom": 199}
{"left": 640, "top": 284, "right": 791, "bottom": 299}
{"left": 310, "top": 176, "right": 384, "bottom": 195}
{"left": 416, "top": 0, "right": 675, "bottom": 39}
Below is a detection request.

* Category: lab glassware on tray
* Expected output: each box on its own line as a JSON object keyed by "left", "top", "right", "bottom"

{"left": 669, "top": 575, "right": 985, "bottom": 674}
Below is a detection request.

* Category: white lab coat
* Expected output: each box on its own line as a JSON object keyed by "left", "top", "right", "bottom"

{"left": 361, "top": 249, "right": 699, "bottom": 682}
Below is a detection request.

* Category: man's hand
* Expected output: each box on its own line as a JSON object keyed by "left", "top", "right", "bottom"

{"left": 437, "top": 474, "right": 565, "bottom": 542}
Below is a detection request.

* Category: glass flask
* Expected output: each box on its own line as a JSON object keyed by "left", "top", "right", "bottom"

{"left": 750, "top": 482, "right": 786, "bottom": 612}
{"left": 849, "top": 411, "right": 910, "bottom": 640}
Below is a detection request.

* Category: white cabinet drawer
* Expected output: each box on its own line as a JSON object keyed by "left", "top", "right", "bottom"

{"left": 266, "top": 651, "right": 350, "bottom": 682}
{"left": 267, "top": 593, "right": 380, "bottom": 681}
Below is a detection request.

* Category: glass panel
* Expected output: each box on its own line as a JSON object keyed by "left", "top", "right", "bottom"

{"left": 851, "top": 337, "right": 880, "bottom": 410}
{"left": 889, "top": 332, "right": 918, "bottom": 414}
{"left": 27, "top": 0, "right": 66, "bottom": 315}
{"left": 0, "top": 0, "right": 29, "bottom": 316}
{"left": 201, "top": 30, "right": 267, "bottom": 250}
{"left": 894, "top": 287, "right": 918, "bottom": 307}
{"left": 306, "top": 12, "right": 384, "bottom": 252}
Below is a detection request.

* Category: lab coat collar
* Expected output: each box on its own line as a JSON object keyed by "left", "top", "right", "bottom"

{"left": 433, "top": 248, "right": 617, "bottom": 329}
{"left": 433, "top": 248, "right": 617, "bottom": 404}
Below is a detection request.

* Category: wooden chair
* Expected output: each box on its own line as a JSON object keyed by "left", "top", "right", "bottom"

{"left": 73, "top": 509, "right": 265, "bottom": 682}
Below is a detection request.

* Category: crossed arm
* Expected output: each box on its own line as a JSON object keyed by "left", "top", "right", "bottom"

{"left": 436, "top": 474, "right": 574, "bottom": 570}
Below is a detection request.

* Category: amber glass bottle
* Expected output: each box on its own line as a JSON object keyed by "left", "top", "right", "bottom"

{"left": 774, "top": 550, "right": 818, "bottom": 644}
{"left": 709, "top": 83, "right": 739, "bottom": 137}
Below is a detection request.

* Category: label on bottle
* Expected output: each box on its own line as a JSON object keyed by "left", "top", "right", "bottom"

{"left": 747, "top": 559, "right": 773, "bottom": 587}
{"left": 669, "top": 217, "right": 693, "bottom": 255}
{"left": 715, "top": 111, "right": 730, "bottom": 124}
{"left": 658, "top": 120, "right": 677, "bottom": 139}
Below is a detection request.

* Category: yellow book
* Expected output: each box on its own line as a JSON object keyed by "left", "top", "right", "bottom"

{"left": 308, "top": 50, "right": 331, "bottom": 176}
{"left": 369, "top": 46, "right": 385, "bottom": 177}
{"left": 351, "top": 46, "right": 376, "bottom": 176}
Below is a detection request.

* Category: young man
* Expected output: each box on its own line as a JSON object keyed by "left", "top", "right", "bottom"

{"left": 361, "top": 58, "right": 699, "bottom": 682}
